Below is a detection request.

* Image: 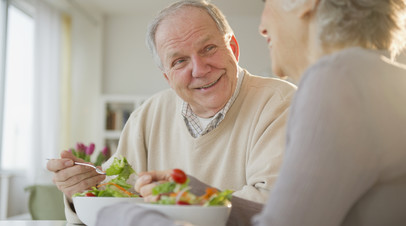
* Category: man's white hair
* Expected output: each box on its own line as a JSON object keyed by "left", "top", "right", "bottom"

{"left": 146, "top": 0, "right": 234, "bottom": 70}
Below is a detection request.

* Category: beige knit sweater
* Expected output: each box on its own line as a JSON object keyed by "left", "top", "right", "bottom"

{"left": 65, "top": 70, "right": 296, "bottom": 223}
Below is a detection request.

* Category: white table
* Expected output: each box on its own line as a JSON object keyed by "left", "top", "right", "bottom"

{"left": 0, "top": 220, "right": 75, "bottom": 226}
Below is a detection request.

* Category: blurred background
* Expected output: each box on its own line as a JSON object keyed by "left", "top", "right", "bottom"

{"left": 0, "top": 0, "right": 271, "bottom": 220}
{"left": 1, "top": 0, "right": 405, "bottom": 221}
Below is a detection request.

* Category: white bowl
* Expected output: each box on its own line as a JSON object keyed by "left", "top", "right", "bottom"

{"left": 73, "top": 196, "right": 144, "bottom": 226}
{"left": 137, "top": 203, "right": 232, "bottom": 226}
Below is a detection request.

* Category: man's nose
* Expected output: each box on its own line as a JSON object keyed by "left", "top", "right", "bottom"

{"left": 191, "top": 55, "right": 210, "bottom": 78}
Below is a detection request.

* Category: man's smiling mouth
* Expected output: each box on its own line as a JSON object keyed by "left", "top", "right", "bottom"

{"left": 197, "top": 76, "right": 221, "bottom": 89}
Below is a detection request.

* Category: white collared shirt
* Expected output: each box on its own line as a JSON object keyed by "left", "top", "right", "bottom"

{"left": 181, "top": 67, "right": 245, "bottom": 138}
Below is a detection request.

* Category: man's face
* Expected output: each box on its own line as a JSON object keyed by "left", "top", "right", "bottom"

{"left": 155, "top": 7, "right": 239, "bottom": 118}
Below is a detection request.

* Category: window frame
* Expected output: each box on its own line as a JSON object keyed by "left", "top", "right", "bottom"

{"left": 0, "top": 0, "right": 9, "bottom": 170}
{"left": 0, "top": 0, "right": 34, "bottom": 170}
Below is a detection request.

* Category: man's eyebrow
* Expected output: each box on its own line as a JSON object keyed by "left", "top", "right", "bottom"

{"left": 166, "top": 35, "right": 212, "bottom": 60}
{"left": 196, "top": 36, "right": 211, "bottom": 47}
{"left": 167, "top": 51, "right": 182, "bottom": 61}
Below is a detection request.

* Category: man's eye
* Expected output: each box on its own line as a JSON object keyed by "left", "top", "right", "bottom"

{"left": 204, "top": 45, "right": 216, "bottom": 53}
{"left": 172, "top": 59, "right": 186, "bottom": 68}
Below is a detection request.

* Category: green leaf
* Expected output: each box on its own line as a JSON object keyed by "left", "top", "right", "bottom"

{"left": 105, "top": 156, "right": 134, "bottom": 178}
{"left": 155, "top": 195, "right": 176, "bottom": 205}
{"left": 152, "top": 182, "right": 176, "bottom": 196}
{"left": 205, "top": 189, "right": 233, "bottom": 206}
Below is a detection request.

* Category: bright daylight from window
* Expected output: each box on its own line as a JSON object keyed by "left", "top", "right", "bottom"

{"left": 1, "top": 5, "right": 34, "bottom": 170}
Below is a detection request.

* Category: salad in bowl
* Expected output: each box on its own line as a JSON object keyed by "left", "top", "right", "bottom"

{"left": 138, "top": 168, "right": 233, "bottom": 226}
{"left": 151, "top": 168, "right": 233, "bottom": 206}
{"left": 73, "top": 156, "right": 143, "bottom": 225}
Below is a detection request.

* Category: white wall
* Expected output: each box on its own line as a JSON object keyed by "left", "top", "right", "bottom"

{"left": 68, "top": 9, "right": 103, "bottom": 146}
{"left": 229, "top": 15, "right": 272, "bottom": 77}
{"left": 102, "top": 15, "right": 167, "bottom": 95}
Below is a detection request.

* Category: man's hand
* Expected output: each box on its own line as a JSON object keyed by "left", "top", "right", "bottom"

{"left": 134, "top": 170, "right": 173, "bottom": 202}
{"left": 46, "top": 150, "right": 106, "bottom": 202}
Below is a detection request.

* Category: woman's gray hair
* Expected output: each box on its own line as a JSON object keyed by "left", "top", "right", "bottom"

{"left": 146, "top": 0, "right": 234, "bottom": 69}
{"left": 286, "top": 0, "right": 406, "bottom": 59}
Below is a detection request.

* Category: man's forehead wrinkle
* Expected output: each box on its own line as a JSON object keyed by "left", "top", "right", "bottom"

{"left": 159, "top": 26, "right": 211, "bottom": 59}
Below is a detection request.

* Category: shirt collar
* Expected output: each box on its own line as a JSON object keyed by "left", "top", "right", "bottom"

{"left": 181, "top": 67, "right": 245, "bottom": 137}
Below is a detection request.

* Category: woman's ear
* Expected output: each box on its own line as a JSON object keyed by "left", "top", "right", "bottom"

{"left": 229, "top": 35, "right": 240, "bottom": 61}
{"left": 298, "top": 0, "right": 320, "bottom": 19}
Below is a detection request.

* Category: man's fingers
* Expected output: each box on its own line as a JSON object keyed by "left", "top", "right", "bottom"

{"left": 52, "top": 163, "right": 106, "bottom": 198}
{"left": 53, "top": 165, "right": 95, "bottom": 183}
{"left": 134, "top": 174, "right": 152, "bottom": 193}
{"left": 149, "top": 169, "right": 173, "bottom": 181}
{"left": 134, "top": 170, "right": 171, "bottom": 191}
{"left": 46, "top": 158, "right": 74, "bottom": 172}
{"left": 47, "top": 150, "right": 107, "bottom": 200}
{"left": 134, "top": 169, "right": 175, "bottom": 196}
{"left": 54, "top": 171, "right": 105, "bottom": 198}
{"left": 46, "top": 150, "right": 83, "bottom": 172}
{"left": 60, "top": 150, "right": 83, "bottom": 162}
{"left": 139, "top": 182, "right": 160, "bottom": 197}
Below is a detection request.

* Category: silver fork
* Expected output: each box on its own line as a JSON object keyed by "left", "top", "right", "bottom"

{"left": 74, "top": 162, "right": 106, "bottom": 175}
{"left": 47, "top": 158, "right": 106, "bottom": 175}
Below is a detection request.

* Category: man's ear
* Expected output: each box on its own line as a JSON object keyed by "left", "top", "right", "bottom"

{"left": 229, "top": 35, "right": 240, "bottom": 61}
{"left": 298, "top": 0, "right": 320, "bottom": 19}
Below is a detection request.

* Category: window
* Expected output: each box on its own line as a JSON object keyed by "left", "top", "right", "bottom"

{"left": 1, "top": 3, "right": 34, "bottom": 170}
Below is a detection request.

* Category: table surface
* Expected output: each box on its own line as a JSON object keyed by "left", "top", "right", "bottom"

{"left": 0, "top": 220, "right": 80, "bottom": 226}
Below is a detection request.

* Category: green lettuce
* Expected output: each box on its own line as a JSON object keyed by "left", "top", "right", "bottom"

{"left": 73, "top": 156, "right": 138, "bottom": 197}
{"left": 205, "top": 189, "right": 233, "bottom": 206}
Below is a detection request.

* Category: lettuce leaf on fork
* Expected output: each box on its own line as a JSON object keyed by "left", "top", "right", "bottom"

{"left": 73, "top": 155, "right": 138, "bottom": 197}
{"left": 105, "top": 156, "right": 135, "bottom": 190}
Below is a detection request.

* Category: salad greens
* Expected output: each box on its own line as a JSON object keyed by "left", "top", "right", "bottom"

{"left": 73, "top": 156, "right": 139, "bottom": 197}
{"left": 152, "top": 177, "right": 191, "bottom": 196}
{"left": 151, "top": 169, "right": 233, "bottom": 206}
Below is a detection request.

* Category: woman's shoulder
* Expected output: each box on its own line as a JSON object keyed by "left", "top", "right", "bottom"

{"left": 300, "top": 48, "right": 383, "bottom": 87}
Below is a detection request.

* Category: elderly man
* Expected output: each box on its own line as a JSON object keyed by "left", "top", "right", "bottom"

{"left": 47, "top": 0, "right": 296, "bottom": 224}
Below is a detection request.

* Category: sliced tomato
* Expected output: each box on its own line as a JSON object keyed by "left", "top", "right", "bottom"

{"left": 171, "top": 168, "right": 187, "bottom": 184}
{"left": 176, "top": 200, "right": 190, "bottom": 205}
{"left": 85, "top": 192, "right": 96, "bottom": 197}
